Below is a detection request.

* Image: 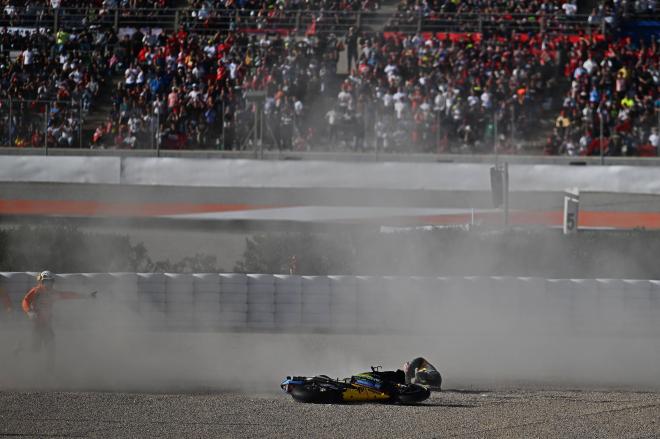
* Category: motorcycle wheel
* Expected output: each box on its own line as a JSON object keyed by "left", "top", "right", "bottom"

{"left": 290, "top": 384, "right": 343, "bottom": 404}
{"left": 395, "top": 384, "right": 431, "bottom": 404}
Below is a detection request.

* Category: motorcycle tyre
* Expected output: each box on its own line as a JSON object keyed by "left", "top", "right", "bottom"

{"left": 290, "top": 385, "right": 344, "bottom": 404}
{"left": 395, "top": 384, "right": 431, "bottom": 404}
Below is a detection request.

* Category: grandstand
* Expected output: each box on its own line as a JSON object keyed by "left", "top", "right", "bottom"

{"left": 0, "top": 0, "right": 657, "bottom": 156}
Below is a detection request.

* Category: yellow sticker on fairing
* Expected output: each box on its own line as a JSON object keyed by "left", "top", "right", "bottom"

{"left": 342, "top": 386, "right": 390, "bottom": 401}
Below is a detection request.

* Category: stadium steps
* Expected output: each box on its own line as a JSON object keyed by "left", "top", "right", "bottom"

{"left": 361, "top": 0, "right": 399, "bottom": 33}
{"left": 337, "top": 0, "right": 399, "bottom": 74}
{"left": 80, "top": 75, "right": 122, "bottom": 148}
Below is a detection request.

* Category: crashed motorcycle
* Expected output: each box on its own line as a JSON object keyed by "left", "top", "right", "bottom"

{"left": 281, "top": 367, "right": 431, "bottom": 404}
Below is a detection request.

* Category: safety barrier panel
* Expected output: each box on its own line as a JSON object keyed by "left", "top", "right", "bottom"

{"left": 7, "top": 156, "right": 660, "bottom": 194}
{"left": 2, "top": 273, "right": 659, "bottom": 335}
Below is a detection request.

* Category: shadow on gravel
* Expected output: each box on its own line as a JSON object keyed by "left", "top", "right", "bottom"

{"left": 443, "top": 389, "right": 492, "bottom": 395}
{"left": 413, "top": 402, "right": 479, "bottom": 408}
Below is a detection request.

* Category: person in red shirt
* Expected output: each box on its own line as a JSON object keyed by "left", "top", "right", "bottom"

{"left": 22, "top": 271, "right": 96, "bottom": 355}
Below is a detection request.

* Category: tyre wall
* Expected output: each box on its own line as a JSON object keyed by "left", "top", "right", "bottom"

{"left": 2, "top": 273, "right": 659, "bottom": 336}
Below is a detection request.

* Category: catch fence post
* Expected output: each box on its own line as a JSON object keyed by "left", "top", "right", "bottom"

{"left": 221, "top": 100, "right": 225, "bottom": 150}
{"left": 503, "top": 162, "right": 509, "bottom": 226}
{"left": 599, "top": 105, "right": 604, "bottom": 165}
{"left": 156, "top": 113, "right": 161, "bottom": 157}
{"left": 656, "top": 106, "right": 659, "bottom": 157}
{"left": 260, "top": 102, "right": 265, "bottom": 154}
{"left": 44, "top": 102, "right": 49, "bottom": 155}
{"left": 253, "top": 103, "right": 259, "bottom": 152}
{"left": 8, "top": 98, "right": 12, "bottom": 147}
{"left": 79, "top": 99, "right": 83, "bottom": 148}
{"left": 435, "top": 110, "right": 440, "bottom": 154}
{"left": 510, "top": 102, "right": 515, "bottom": 150}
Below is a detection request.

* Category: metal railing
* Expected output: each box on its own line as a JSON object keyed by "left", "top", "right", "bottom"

{"left": 0, "top": 7, "right": 606, "bottom": 36}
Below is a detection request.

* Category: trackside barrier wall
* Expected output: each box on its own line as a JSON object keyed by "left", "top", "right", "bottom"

{"left": 1, "top": 273, "right": 659, "bottom": 335}
{"left": 275, "top": 275, "right": 302, "bottom": 329}
{"left": 193, "top": 274, "right": 221, "bottom": 329}
{"left": 8, "top": 156, "right": 660, "bottom": 194}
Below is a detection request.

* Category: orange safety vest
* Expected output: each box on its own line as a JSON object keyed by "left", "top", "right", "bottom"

{"left": 22, "top": 284, "right": 82, "bottom": 323}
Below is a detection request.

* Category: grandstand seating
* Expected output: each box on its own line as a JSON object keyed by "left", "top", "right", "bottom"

{"left": 0, "top": 1, "right": 657, "bottom": 155}
{"left": 0, "top": 26, "right": 109, "bottom": 148}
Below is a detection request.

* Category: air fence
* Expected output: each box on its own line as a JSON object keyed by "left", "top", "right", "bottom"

{"left": 2, "top": 273, "right": 659, "bottom": 336}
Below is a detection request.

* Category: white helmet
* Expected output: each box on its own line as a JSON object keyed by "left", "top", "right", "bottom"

{"left": 37, "top": 270, "right": 56, "bottom": 282}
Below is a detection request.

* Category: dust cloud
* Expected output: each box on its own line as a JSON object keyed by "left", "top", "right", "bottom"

{"left": 3, "top": 162, "right": 660, "bottom": 393}
{"left": 1, "top": 271, "right": 659, "bottom": 393}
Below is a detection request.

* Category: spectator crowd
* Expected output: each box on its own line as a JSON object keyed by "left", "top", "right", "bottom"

{"left": 547, "top": 34, "right": 659, "bottom": 156}
{"left": 0, "top": 0, "right": 657, "bottom": 156}
{"left": 0, "top": 26, "right": 111, "bottom": 147}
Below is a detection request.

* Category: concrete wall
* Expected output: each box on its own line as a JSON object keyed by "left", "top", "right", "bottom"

{"left": 4, "top": 273, "right": 659, "bottom": 336}
{"left": 4, "top": 156, "right": 660, "bottom": 194}
{"left": 4, "top": 147, "right": 660, "bottom": 167}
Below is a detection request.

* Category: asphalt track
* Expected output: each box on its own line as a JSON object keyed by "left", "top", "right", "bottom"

{"left": 2, "top": 388, "right": 660, "bottom": 438}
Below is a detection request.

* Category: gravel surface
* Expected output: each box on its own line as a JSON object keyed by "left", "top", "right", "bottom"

{"left": 2, "top": 388, "right": 660, "bottom": 438}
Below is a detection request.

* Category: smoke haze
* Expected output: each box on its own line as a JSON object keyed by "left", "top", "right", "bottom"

{"left": 3, "top": 160, "right": 660, "bottom": 393}
{"left": 2, "top": 272, "right": 659, "bottom": 392}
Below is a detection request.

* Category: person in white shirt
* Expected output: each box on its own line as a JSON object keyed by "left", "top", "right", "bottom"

{"left": 87, "top": 78, "right": 99, "bottom": 96}
{"left": 294, "top": 100, "right": 303, "bottom": 116}
{"left": 197, "top": 4, "right": 210, "bottom": 20}
{"left": 650, "top": 128, "right": 659, "bottom": 149}
{"left": 434, "top": 91, "right": 446, "bottom": 113}
{"left": 22, "top": 48, "right": 33, "bottom": 67}
{"left": 228, "top": 61, "right": 239, "bottom": 80}
{"left": 142, "top": 30, "right": 158, "bottom": 48}
{"left": 564, "top": 139, "right": 577, "bottom": 156}
{"left": 382, "top": 91, "right": 394, "bottom": 109}
{"left": 480, "top": 90, "right": 492, "bottom": 109}
{"left": 188, "top": 84, "right": 202, "bottom": 103}
{"left": 384, "top": 63, "right": 397, "bottom": 79}
{"left": 68, "top": 68, "right": 83, "bottom": 84}
{"left": 562, "top": 1, "right": 577, "bottom": 16}
{"left": 204, "top": 43, "right": 216, "bottom": 59}
{"left": 393, "top": 88, "right": 406, "bottom": 103}
{"left": 394, "top": 98, "right": 406, "bottom": 120}
{"left": 583, "top": 57, "right": 596, "bottom": 75}
{"left": 573, "top": 66, "right": 586, "bottom": 79}
{"left": 59, "top": 52, "right": 70, "bottom": 65}
{"left": 337, "top": 89, "right": 352, "bottom": 108}
{"left": 128, "top": 116, "right": 140, "bottom": 135}
{"left": 136, "top": 68, "right": 145, "bottom": 86}
{"left": 124, "top": 65, "right": 137, "bottom": 89}
{"left": 325, "top": 107, "right": 339, "bottom": 143}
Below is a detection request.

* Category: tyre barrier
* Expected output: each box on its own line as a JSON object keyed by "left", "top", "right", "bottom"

{"left": 2, "top": 273, "right": 659, "bottom": 335}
